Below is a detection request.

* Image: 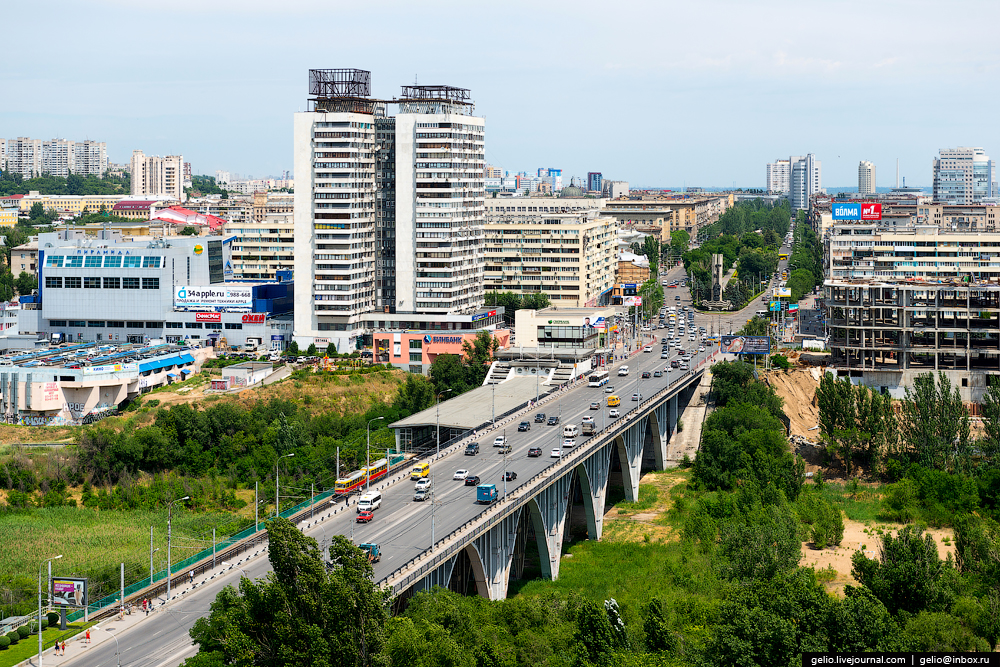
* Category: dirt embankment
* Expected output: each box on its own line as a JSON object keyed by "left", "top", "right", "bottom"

{"left": 765, "top": 367, "right": 823, "bottom": 439}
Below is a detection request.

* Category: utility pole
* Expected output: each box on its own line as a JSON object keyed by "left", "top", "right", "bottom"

{"left": 166, "top": 496, "right": 190, "bottom": 601}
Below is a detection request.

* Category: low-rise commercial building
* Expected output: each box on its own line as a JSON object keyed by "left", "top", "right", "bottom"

{"left": 513, "top": 306, "right": 615, "bottom": 349}
{"left": 484, "top": 210, "right": 617, "bottom": 307}
{"left": 372, "top": 327, "right": 510, "bottom": 375}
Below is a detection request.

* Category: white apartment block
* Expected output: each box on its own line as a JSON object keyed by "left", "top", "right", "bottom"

{"left": 602, "top": 180, "right": 629, "bottom": 199}
{"left": 766, "top": 159, "right": 790, "bottom": 194}
{"left": 75, "top": 140, "right": 108, "bottom": 176}
{"left": 6, "top": 138, "right": 42, "bottom": 178}
{"left": 932, "top": 147, "right": 995, "bottom": 205}
{"left": 130, "top": 151, "right": 183, "bottom": 202}
{"left": 485, "top": 197, "right": 607, "bottom": 222}
{"left": 484, "top": 210, "right": 618, "bottom": 307}
{"left": 859, "top": 160, "right": 876, "bottom": 196}
{"left": 293, "top": 69, "right": 486, "bottom": 352}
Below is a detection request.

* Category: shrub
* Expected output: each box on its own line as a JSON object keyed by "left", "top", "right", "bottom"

{"left": 0, "top": 635, "right": 9, "bottom": 649}
{"left": 47, "top": 611, "right": 59, "bottom": 627}
{"left": 770, "top": 354, "right": 791, "bottom": 371}
{"left": 8, "top": 630, "right": 20, "bottom": 644}
{"left": 17, "top": 625, "right": 29, "bottom": 639}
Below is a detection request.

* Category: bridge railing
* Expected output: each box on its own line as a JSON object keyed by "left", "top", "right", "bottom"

{"left": 383, "top": 356, "right": 716, "bottom": 595}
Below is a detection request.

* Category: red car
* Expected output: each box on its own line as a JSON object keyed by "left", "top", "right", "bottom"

{"left": 356, "top": 510, "right": 374, "bottom": 523}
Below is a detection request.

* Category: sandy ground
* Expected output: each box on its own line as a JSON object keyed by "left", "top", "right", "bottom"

{"left": 765, "top": 366, "right": 823, "bottom": 439}
{"left": 800, "top": 518, "right": 956, "bottom": 594}
{"left": 602, "top": 470, "right": 687, "bottom": 543}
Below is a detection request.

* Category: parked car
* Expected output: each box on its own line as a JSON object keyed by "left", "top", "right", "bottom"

{"left": 517, "top": 421, "right": 531, "bottom": 432}
{"left": 465, "top": 474, "right": 481, "bottom": 486}
{"left": 534, "top": 413, "right": 546, "bottom": 423}
{"left": 356, "top": 510, "right": 374, "bottom": 523}
{"left": 454, "top": 469, "right": 469, "bottom": 480}
{"left": 528, "top": 447, "right": 543, "bottom": 457}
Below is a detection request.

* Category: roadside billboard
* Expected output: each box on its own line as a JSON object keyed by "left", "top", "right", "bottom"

{"left": 721, "top": 335, "right": 771, "bottom": 355}
{"left": 775, "top": 287, "right": 792, "bottom": 298}
{"left": 174, "top": 286, "right": 252, "bottom": 310}
{"left": 831, "top": 202, "right": 882, "bottom": 221}
{"left": 82, "top": 363, "right": 138, "bottom": 375}
{"left": 769, "top": 300, "right": 781, "bottom": 312}
{"left": 52, "top": 577, "right": 88, "bottom": 608}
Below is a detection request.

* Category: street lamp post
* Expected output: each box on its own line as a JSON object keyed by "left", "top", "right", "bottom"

{"left": 93, "top": 626, "right": 120, "bottom": 667}
{"left": 366, "top": 417, "right": 384, "bottom": 490}
{"left": 275, "top": 453, "right": 294, "bottom": 518}
{"left": 38, "top": 554, "right": 61, "bottom": 667}
{"left": 221, "top": 561, "right": 247, "bottom": 578}
{"left": 149, "top": 526, "right": 159, "bottom": 585}
{"left": 166, "top": 496, "right": 190, "bottom": 601}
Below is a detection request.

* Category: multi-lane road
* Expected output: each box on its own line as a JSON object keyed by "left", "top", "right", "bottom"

{"left": 66, "top": 253, "right": 791, "bottom": 667}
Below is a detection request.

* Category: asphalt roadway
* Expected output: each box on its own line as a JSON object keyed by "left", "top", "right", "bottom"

{"left": 59, "top": 254, "right": 790, "bottom": 667}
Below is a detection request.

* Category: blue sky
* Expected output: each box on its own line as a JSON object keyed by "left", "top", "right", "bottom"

{"left": 4, "top": 0, "right": 997, "bottom": 188}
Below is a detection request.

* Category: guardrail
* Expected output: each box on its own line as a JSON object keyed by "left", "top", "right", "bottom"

{"left": 383, "top": 358, "right": 713, "bottom": 595}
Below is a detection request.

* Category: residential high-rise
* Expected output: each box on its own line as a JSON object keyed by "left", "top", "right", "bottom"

{"left": 932, "top": 147, "right": 995, "bottom": 204}
{"left": 766, "top": 159, "right": 791, "bottom": 194}
{"left": 789, "top": 154, "right": 821, "bottom": 211}
{"left": 130, "top": 151, "right": 183, "bottom": 201}
{"left": 293, "top": 69, "right": 486, "bottom": 352}
{"left": 5, "top": 138, "right": 42, "bottom": 178}
{"left": 587, "top": 172, "right": 603, "bottom": 193}
{"left": 41, "top": 139, "right": 75, "bottom": 177}
{"left": 858, "top": 160, "right": 876, "bottom": 196}
{"left": 74, "top": 140, "right": 108, "bottom": 176}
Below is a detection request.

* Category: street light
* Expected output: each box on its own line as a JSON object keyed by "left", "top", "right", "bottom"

{"left": 275, "top": 453, "right": 294, "bottom": 518}
{"left": 435, "top": 387, "right": 453, "bottom": 457}
{"left": 38, "top": 554, "right": 61, "bottom": 667}
{"left": 366, "top": 417, "right": 384, "bottom": 490}
{"left": 166, "top": 496, "right": 190, "bottom": 601}
{"left": 221, "top": 561, "right": 247, "bottom": 577}
{"left": 93, "top": 625, "right": 120, "bottom": 667}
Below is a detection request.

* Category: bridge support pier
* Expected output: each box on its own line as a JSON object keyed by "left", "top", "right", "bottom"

{"left": 528, "top": 474, "right": 573, "bottom": 581}
{"left": 470, "top": 508, "right": 523, "bottom": 600}
{"left": 578, "top": 442, "right": 612, "bottom": 541}
{"left": 649, "top": 396, "right": 679, "bottom": 469}
{"left": 615, "top": 417, "right": 647, "bottom": 502}
{"left": 413, "top": 554, "right": 458, "bottom": 594}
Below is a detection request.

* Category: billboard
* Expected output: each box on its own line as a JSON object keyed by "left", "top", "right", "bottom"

{"left": 51, "top": 577, "right": 88, "bottom": 608}
{"left": 769, "top": 301, "right": 781, "bottom": 312}
{"left": 545, "top": 314, "right": 607, "bottom": 328}
{"left": 775, "top": 287, "right": 792, "bottom": 298}
{"left": 831, "top": 202, "right": 882, "bottom": 221}
{"left": 82, "top": 363, "right": 138, "bottom": 375}
{"left": 195, "top": 312, "right": 222, "bottom": 323}
{"left": 174, "top": 286, "right": 252, "bottom": 309}
{"left": 721, "top": 335, "right": 771, "bottom": 355}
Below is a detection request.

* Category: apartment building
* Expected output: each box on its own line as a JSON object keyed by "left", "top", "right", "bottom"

{"left": 602, "top": 180, "right": 629, "bottom": 199}
{"left": 790, "top": 154, "right": 822, "bottom": 211}
{"left": 130, "top": 151, "right": 183, "bottom": 201}
{"left": 859, "top": 160, "right": 876, "bottom": 196}
{"left": 12, "top": 240, "right": 38, "bottom": 275}
{"left": 826, "top": 221, "right": 1000, "bottom": 400}
{"left": 601, "top": 193, "right": 732, "bottom": 240}
{"left": 932, "top": 147, "right": 996, "bottom": 205}
{"left": 293, "top": 68, "right": 487, "bottom": 352}
{"left": 766, "top": 159, "right": 791, "bottom": 194}
{"left": 483, "top": 210, "right": 617, "bottom": 307}
{"left": 485, "top": 197, "right": 606, "bottom": 222}
{"left": 3, "top": 138, "right": 107, "bottom": 178}
{"left": 6, "top": 138, "right": 42, "bottom": 178}
{"left": 224, "top": 192, "right": 294, "bottom": 280}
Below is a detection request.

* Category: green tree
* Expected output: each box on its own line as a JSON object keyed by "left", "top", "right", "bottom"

{"left": 573, "top": 599, "right": 616, "bottom": 667}
{"left": 179, "top": 226, "right": 199, "bottom": 236}
{"left": 461, "top": 330, "right": 498, "bottom": 387}
{"left": 851, "top": 524, "right": 954, "bottom": 616}
{"left": 14, "top": 271, "right": 36, "bottom": 296}
{"left": 827, "top": 586, "right": 899, "bottom": 652}
{"left": 428, "top": 353, "right": 467, "bottom": 396}
{"left": 979, "top": 377, "right": 1000, "bottom": 468}
{"left": 185, "top": 519, "right": 390, "bottom": 667}
{"left": 288, "top": 341, "right": 300, "bottom": 357}
{"left": 394, "top": 375, "right": 435, "bottom": 415}
{"left": 325, "top": 343, "right": 338, "bottom": 357}
{"left": 306, "top": 343, "right": 318, "bottom": 357}
{"left": 901, "top": 372, "right": 972, "bottom": 472}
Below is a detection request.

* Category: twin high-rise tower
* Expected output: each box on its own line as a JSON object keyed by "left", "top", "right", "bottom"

{"left": 293, "top": 69, "right": 486, "bottom": 352}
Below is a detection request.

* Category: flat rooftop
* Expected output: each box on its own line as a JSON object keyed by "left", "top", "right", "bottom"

{"left": 4, "top": 341, "right": 201, "bottom": 371}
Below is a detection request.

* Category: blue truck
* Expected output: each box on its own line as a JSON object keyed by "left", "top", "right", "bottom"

{"left": 476, "top": 484, "right": 498, "bottom": 505}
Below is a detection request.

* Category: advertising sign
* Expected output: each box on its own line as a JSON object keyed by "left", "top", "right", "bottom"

{"left": 623, "top": 297, "right": 636, "bottom": 307}
{"left": 51, "top": 577, "right": 88, "bottom": 608}
{"left": 769, "top": 301, "right": 781, "bottom": 312}
{"left": 42, "top": 382, "right": 60, "bottom": 401}
{"left": 776, "top": 287, "right": 792, "bottom": 298}
{"left": 861, "top": 203, "right": 882, "bottom": 220}
{"left": 831, "top": 202, "right": 882, "bottom": 221}
{"left": 175, "top": 286, "right": 253, "bottom": 309}
{"left": 831, "top": 203, "right": 861, "bottom": 220}
{"left": 721, "top": 335, "right": 771, "bottom": 355}
{"left": 271, "top": 335, "right": 284, "bottom": 341}
{"left": 195, "top": 312, "right": 222, "bottom": 323}
{"left": 82, "top": 363, "right": 138, "bottom": 375}
{"left": 471, "top": 310, "right": 497, "bottom": 323}
{"left": 789, "top": 304, "right": 800, "bottom": 312}
{"left": 241, "top": 313, "right": 265, "bottom": 324}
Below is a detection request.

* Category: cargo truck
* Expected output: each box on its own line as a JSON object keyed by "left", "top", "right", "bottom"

{"left": 476, "top": 484, "right": 498, "bottom": 504}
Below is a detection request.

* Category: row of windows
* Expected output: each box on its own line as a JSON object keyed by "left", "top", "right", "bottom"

{"left": 45, "top": 277, "right": 158, "bottom": 289}
{"left": 45, "top": 255, "right": 161, "bottom": 269}
{"left": 48, "top": 320, "right": 244, "bottom": 330}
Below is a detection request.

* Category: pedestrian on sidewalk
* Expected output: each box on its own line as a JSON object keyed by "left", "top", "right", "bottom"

{"left": 86, "top": 629, "right": 91, "bottom": 644}
{"left": 189, "top": 570, "right": 194, "bottom": 586}
{"left": 61, "top": 640, "right": 66, "bottom": 656}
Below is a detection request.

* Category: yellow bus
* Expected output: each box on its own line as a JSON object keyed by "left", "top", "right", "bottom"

{"left": 607, "top": 395, "right": 621, "bottom": 407}
{"left": 779, "top": 253, "right": 789, "bottom": 261}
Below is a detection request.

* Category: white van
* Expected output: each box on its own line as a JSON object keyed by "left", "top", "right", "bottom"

{"left": 563, "top": 424, "right": 579, "bottom": 438}
{"left": 357, "top": 491, "right": 382, "bottom": 513}
{"left": 618, "top": 365, "right": 629, "bottom": 376}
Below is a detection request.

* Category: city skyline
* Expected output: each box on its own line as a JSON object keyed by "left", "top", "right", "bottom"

{"left": 3, "top": 0, "right": 997, "bottom": 187}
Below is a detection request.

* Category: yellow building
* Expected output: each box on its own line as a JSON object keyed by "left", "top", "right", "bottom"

{"left": 0, "top": 205, "right": 17, "bottom": 227}
{"left": 15, "top": 192, "right": 131, "bottom": 214}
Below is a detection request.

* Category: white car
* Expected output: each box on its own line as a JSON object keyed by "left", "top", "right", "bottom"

{"left": 415, "top": 478, "right": 432, "bottom": 492}
{"left": 699, "top": 346, "right": 706, "bottom": 352}
{"left": 562, "top": 439, "right": 576, "bottom": 448}
{"left": 581, "top": 415, "right": 595, "bottom": 424}
{"left": 609, "top": 408, "right": 621, "bottom": 418}
{"left": 643, "top": 345, "right": 652, "bottom": 353}
{"left": 551, "top": 449, "right": 563, "bottom": 458}
{"left": 453, "top": 469, "right": 469, "bottom": 480}
{"left": 493, "top": 435, "right": 506, "bottom": 447}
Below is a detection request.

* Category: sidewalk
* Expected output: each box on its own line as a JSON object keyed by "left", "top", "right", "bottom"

{"left": 665, "top": 359, "right": 715, "bottom": 465}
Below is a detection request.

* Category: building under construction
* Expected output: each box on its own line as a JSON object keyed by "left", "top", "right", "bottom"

{"left": 826, "top": 221, "right": 1000, "bottom": 401}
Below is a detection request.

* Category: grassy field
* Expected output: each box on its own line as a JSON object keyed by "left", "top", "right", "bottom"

{"left": 0, "top": 506, "right": 245, "bottom": 616}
